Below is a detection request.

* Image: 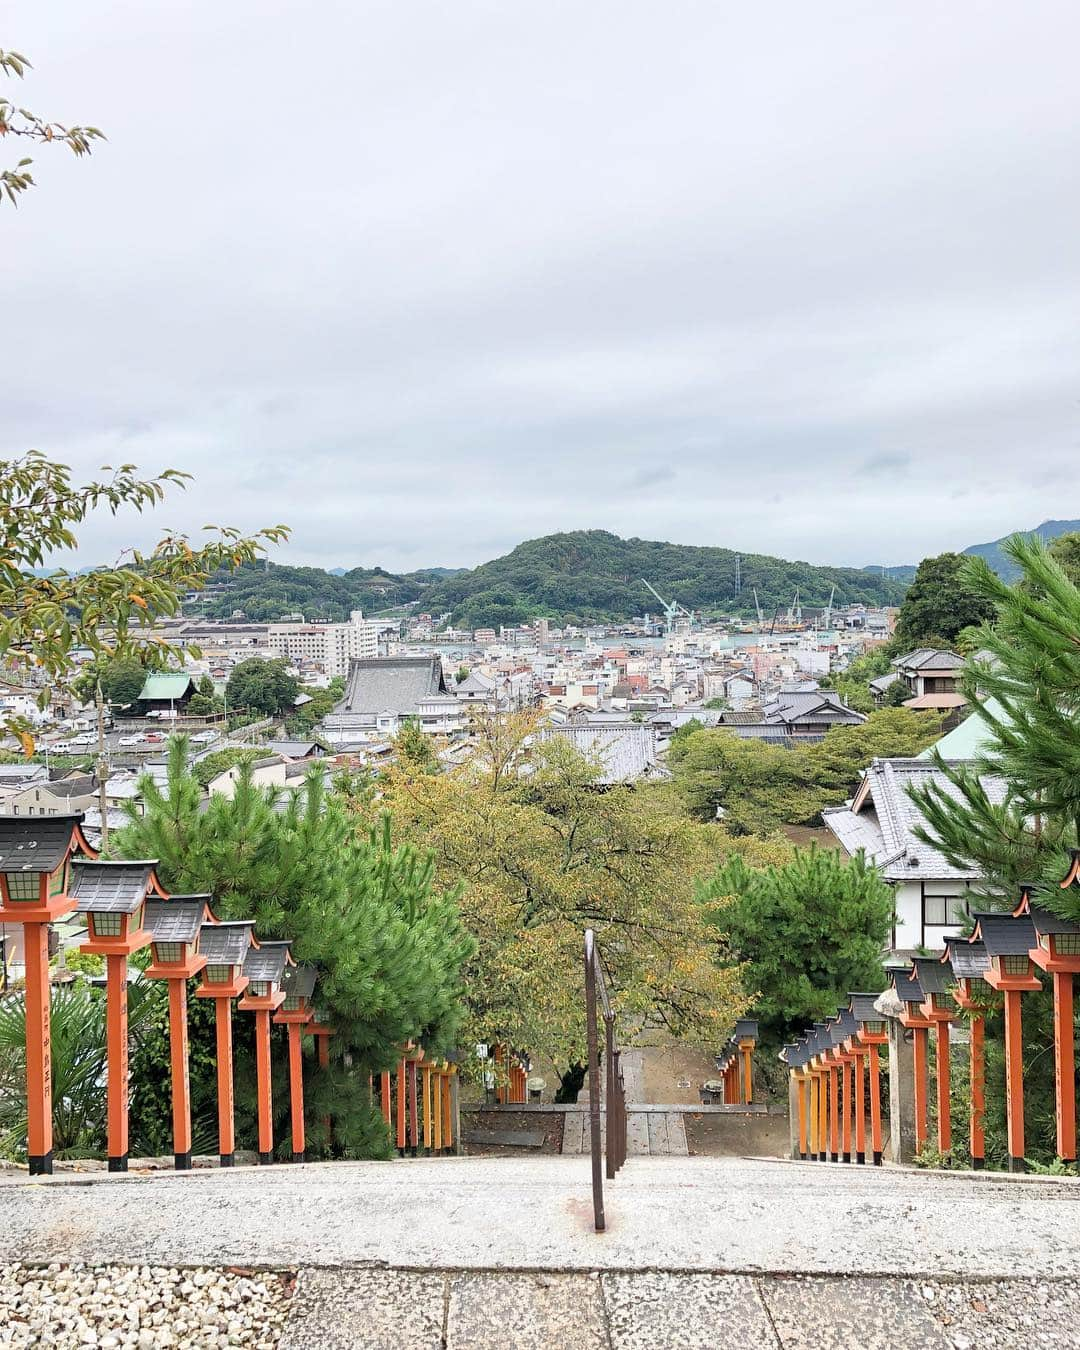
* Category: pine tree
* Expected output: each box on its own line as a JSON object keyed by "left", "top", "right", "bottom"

{"left": 113, "top": 738, "right": 473, "bottom": 1157}
{"left": 911, "top": 534, "right": 1080, "bottom": 910}
{"left": 699, "top": 845, "right": 893, "bottom": 1045}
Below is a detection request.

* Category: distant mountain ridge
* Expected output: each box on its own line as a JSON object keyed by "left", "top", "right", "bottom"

{"left": 195, "top": 529, "right": 907, "bottom": 627}
{"left": 962, "top": 520, "right": 1080, "bottom": 581}
{"left": 874, "top": 519, "right": 1080, "bottom": 584}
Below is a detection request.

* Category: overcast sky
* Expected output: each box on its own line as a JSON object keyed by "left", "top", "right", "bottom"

{"left": 6, "top": 2, "right": 1079, "bottom": 573}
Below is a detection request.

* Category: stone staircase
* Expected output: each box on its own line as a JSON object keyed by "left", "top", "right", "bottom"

{"left": 567, "top": 1047, "right": 689, "bottom": 1155}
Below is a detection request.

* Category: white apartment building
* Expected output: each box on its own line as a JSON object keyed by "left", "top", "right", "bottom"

{"left": 268, "top": 611, "right": 380, "bottom": 679}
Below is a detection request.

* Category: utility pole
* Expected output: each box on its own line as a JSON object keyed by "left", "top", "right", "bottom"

{"left": 95, "top": 681, "right": 110, "bottom": 851}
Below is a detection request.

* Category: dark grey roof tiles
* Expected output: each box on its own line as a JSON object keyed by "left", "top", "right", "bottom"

{"left": 337, "top": 656, "right": 447, "bottom": 715}
{"left": 200, "top": 921, "right": 254, "bottom": 965}
{"left": 282, "top": 964, "right": 317, "bottom": 999}
{"left": 144, "top": 897, "right": 208, "bottom": 944}
{"left": 0, "top": 813, "right": 85, "bottom": 873}
{"left": 735, "top": 1018, "right": 759, "bottom": 1040}
{"left": 242, "top": 940, "right": 290, "bottom": 984}
{"left": 973, "top": 912, "right": 1038, "bottom": 957}
{"left": 1026, "top": 904, "right": 1080, "bottom": 937}
{"left": 70, "top": 860, "right": 155, "bottom": 914}
{"left": 849, "top": 992, "right": 886, "bottom": 1024}
{"left": 945, "top": 939, "right": 990, "bottom": 980}
{"left": 913, "top": 957, "right": 953, "bottom": 995}
{"left": 888, "top": 965, "right": 923, "bottom": 1002}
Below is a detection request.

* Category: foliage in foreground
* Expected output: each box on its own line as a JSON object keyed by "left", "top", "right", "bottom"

{"left": 384, "top": 710, "right": 748, "bottom": 1077}
{"left": 112, "top": 739, "right": 472, "bottom": 1157}
{"left": 669, "top": 707, "right": 941, "bottom": 833}
{"left": 698, "top": 845, "right": 892, "bottom": 1046}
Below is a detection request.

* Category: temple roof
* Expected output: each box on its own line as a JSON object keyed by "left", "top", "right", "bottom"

{"left": 200, "top": 921, "right": 254, "bottom": 965}
{"left": 144, "top": 897, "right": 208, "bottom": 944}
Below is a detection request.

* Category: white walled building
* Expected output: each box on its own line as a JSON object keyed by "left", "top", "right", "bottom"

{"left": 823, "top": 757, "right": 1004, "bottom": 956}
{"left": 268, "top": 610, "right": 380, "bottom": 679}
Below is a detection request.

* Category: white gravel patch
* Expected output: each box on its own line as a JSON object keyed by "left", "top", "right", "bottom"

{"left": 0, "top": 1262, "right": 294, "bottom": 1348}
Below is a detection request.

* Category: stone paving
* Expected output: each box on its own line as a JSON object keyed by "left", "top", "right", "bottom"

{"left": 3, "top": 1156, "right": 1080, "bottom": 1346}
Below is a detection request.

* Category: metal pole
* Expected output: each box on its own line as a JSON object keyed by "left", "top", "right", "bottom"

{"left": 584, "top": 930, "right": 604, "bottom": 1232}
{"left": 604, "top": 1013, "right": 615, "bottom": 1181}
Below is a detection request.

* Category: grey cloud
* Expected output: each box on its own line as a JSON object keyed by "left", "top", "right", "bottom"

{"left": 4, "top": 0, "right": 1080, "bottom": 573}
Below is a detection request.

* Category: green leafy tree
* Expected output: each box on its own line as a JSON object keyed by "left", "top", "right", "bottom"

{"left": 894, "top": 552, "right": 996, "bottom": 647}
{"left": 0, "top": 48, "right": 104, "bottom": 205}
{"left": 187, "top": 675, "right": 224, "bottom": 718}
{"left": 225, "top": 658, "right": 299, "bottom": 718}
{"left": 112, "top": 739, "right": 473, "bottom": 1158}
{"left": 699, "top": 846, "right": 893, "bottom": 1045}
{"left": 393, "top": 717, "right": 438, "bottom": 773}
{"left": 670, "top": 709, "right": 940, "bottom": 832}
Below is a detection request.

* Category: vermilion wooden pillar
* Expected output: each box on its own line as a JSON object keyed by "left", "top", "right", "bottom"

{"left": 807, "top": 1069, "right": 819, "bottom": 1159}
{"left": 949, "top": 950, "right": 992, "bottom": 1171}
{"left": 396, "top": 1056, "right": 407, "bottom": 1153}
{"left": 144, "top": 898, "right": 210, "bottom": 1171}
{"left": 442, "top": 1064, "right": 455, "bottom": 1151}
{"left": 381, "top": 1071, "right": 392, "bottom": 1128}
{"left": 796, "top": 1073, "right": 808, "bottom": 1159}
{"left": 23, "top": 923, "right": 56, "bottom": 1175}
{"left": 74, "top": 863, "right": 156, "bottom": 1174}
{"left": 973, "top": 912, "right": 1042, "bottom": 1174}
{"left": 817, "top": 1065, "right": 827, "bottom": 1160}
{"left": 238, "top": 941, "right": 290, "bottom": 1165}
{"left": 422, "top": 1063, "right": 434, "bottom": 1151}
{"left": 850, "top": 1046, "right": 866, "bottom": 1164}
{"left": 840, "top": 1053, "right": 853, "bottom": 1163}
{"left": 274, "top": 967, "right": 317, "bottom": 1163}
{"left": 195, "top": 919, "right": 253, "bottom": 1168}
{"left": 827, "top": 1061, "right": 840, "bottom": 1161}
{"left": 1052, "top": 972, "right": 1076, "bottom": 1163}
{"left": 740, "top": 1040, "right": 754, "bottom": 1105}
{"left": 867, "top": 1043, "right": 883, "bottom": 1165}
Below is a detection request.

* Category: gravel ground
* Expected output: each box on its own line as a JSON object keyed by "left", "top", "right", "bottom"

{"left": 0, "top": 1262, "right": 294, "bottom": 1348}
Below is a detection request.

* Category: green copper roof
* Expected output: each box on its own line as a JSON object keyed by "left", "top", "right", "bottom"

{"left": 138, "top": 673, "right": 194, "bottom": 701}
{"left": 917, "top": 698, "right": 1005, "bottom": 761}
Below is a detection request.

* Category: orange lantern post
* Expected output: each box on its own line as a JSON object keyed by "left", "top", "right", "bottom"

{"left": 736, "top": 1019, "right": 758, "bottom": 1106}
{"left": 914, "top": 957, "right": 957, "bottom": 1157}
{"left": 143, "top": 896, "right": 211, "bottom": 1170}
{"left": 1018, "top": 887, "right": 1080, "bottom": 1164}
{"left": 73, "top": 860, "right": 157, "bottom": 1173}
{"left": 0, "top": 815, "right": 92, "bottom": 1175}
{"left": 973, "top": 912, "right": 1042, "bottom": 1173}
{"left": 890, "top": 966, "right": 932, "bottom": 1155}
{"left": 380, "top": 1070, "right": 392, "bottom": 1128}
{"left": 830, "top": 1010, "right": 859, "bottom": 1163}
{"left": 396, "top": 1053, "right": 408, "bottom": 1153}
{"left": 238, "top": 940, "right": 290, "bottom": 1164}
{"left": 850, "top": 993, "right": 888, "bottom": 1167}
{"left": 273, "top": 965, "right": 316, "bottom": 1163}
{"left": 195, "top": 920, "right": 254, "bottom": 1167}
{"left": 945, "top": 938, "right": 991, "bottom": 1169}
{"left": 422, "top": 1060, "right": 434, "bottom": 1151}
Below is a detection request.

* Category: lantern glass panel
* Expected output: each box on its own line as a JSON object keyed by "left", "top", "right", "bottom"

{"left": 155, "top": 941, "right": 184, "bottom": 964}
{"left": 1055, "top": 934, "right": 1080, "bottom": 956}
{"left": 864, "top": 1019, "right": 885, "bottom": 1033}
{"left": 92, "top": 912, "right": 123, "bottom": 938}
{"left": 249, "top": 980, "right": 270, "bottom": 997}
{"left": 5, "top": 872, "right": 40, "bottom": 902}
{"left": 1002, "top": 954, "right": 1029, "bottom": 976}
{"left": 205, "top": 963, "right": 233, "bottom": 984}
{"left": 283, "top": 995, "right": 302, "bottom": 1011}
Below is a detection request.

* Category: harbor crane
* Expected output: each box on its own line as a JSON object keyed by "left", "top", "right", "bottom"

{"left": 641, "top": 579, "right": 694, "bottom": 635}
{"left": 822, "top": 585, "right": 836, "bottom": 631}
{"left": 753, "top": 588, "right": 764, "bottom": 628}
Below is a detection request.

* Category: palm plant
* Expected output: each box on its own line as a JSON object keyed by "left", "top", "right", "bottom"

{"left": 0, "top": 977, "right": 158, "bottom": 1162}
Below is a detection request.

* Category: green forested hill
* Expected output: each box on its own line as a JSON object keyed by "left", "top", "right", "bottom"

{"left": 194, "top": 531, "right": 907, "bottom": 627}
{"left": 420, "top": 531, "right": 906, "bottom": 627}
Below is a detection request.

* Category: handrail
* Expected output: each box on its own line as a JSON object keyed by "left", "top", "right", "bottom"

{"left": 583, "top": 928, "right": 627, "bottom": 1232}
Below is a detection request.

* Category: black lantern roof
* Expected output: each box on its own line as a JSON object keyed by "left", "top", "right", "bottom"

{"left": 944, "top": 939, "right": 989, "bottom": 980}
{"left": 973, "top": 911, "right": 1037, "bottom": 958}
{"left": 143, "top": 897, "right": 208, "bottom": 944}
{"left": 888, "top": 965, "right": 923, "bottom": 1004}
{"left": 734, "top": 1018, "right": 759, "bottom": 1040}
{"left": 808, "top": 1023, "right": 830, "bottom": 1054}
{"left": 830, "top": 1008, "right": 858, "bottom": 1044}
{"left": 200, "top": 921, "right": 254, "bottom": 965}
{"left": 849, "top": 991, "right": 885, "bottom": 1024}
{"left": 70, "top": 860, "right": 155, "bottom": 914}
{"left": 1027, "top": 904, "right": 1080, "bottom": 938}
{"left": 913, "top": 956, "right": 953, "bottom": 996}
{"left": 282, "top": 964, "right": 317, "bottom": 1000}
{"left": 0, "top": 813, "right": 85, "bottom": 873}
{"left": 781, "top": 1040, "right": 808, "bottom": 1068}
{"left": 242, "top": 940, "right": 290, "bottom": 984}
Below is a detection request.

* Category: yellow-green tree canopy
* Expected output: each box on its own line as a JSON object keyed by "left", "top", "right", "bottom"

{"left": 384, "top": 709, "right": 748, "bottom": 1073}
